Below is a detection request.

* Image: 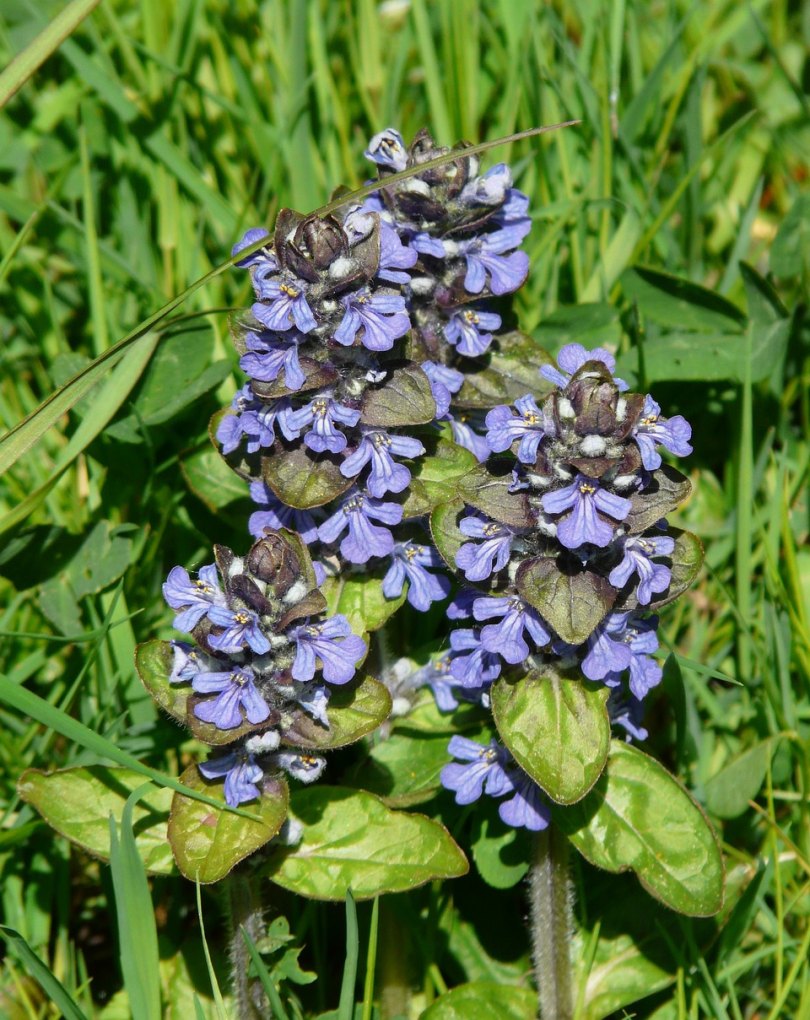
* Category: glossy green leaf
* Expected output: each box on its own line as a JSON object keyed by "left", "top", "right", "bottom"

{"left": 262, "top": 445, "right": 353, "bottom": 509}
{"left": 168, "top": 766, "right": 288, "bottom": 883}
{"left": 135, "top": 640, "right": 262, "bottom": 746}
{"left": 456, "top": 466, "right": 534, "bottom": 528}
{"left": 18, "top": 766, "right": 175, "bottom": 875}
{"left": 181, "top": 444, "right": 251, "bottom": 512}
{"left": 280, "top": 675, "right": 391, "bottom": 749}
{"left": 621, "top": 266, "right": 746, "bottom": 332}
{"left": 455, "top": 331, "right": 554, "bottom": 408}
{"left": 617, "top": 529, "right": 704, "bottom": 612}
{"left": 430, "top": 498, "right": 467, "bottom": 572}
{"left": 704, "top": 738, "right": 776, "bottom": 819}
{"left": 625, "top": 465, "right": 692, "bottom": 535}
{"left": 264, "top": 786, "right": 467, "bottom": 899}
{"left": 471, "top": 816, "right": 530, "bottom": 889}
{"left": 492, "top": 672, "right": 610, "bottom": 804}
{"left": 403, "top": 437, "right": 479, "bottom": 517}
{"left": 516, "top": 555, "right": 617, "bottom": 644}
{"left": 556, "top": 742, "right": 724, "bottom": 916}
{"left": 421, "top": 982, "right": 536, "bottom": 1020}
{"left": 320, "top": 574, "right": 404, "bottom": 634}
{"left": 360, "top": 365, "right": 436, "bottom": 426}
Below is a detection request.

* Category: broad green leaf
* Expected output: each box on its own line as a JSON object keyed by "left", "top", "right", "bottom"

{"left": 617, "top": 529, "right": 704, "bottom": 612}
{"left": 556, "top": 742, "right": 724, "bottom": 916}
{"left": 168, "top": 766, "right": 288, "bottom": 883}
{"left": 471, "top": 816, "right": 530, "bottom": 890}
{"left": 621, "top": 267, "right": 746, "bottom": 332}
{"left": 770, "top": 194, "right": 810, "bottom": 278}
{"left": 516, "top": 555, "right": 617, "bottom": 644}
{"left": 262, "top": 445, "right": 353, "bottom": 509}
{"left": 17, "top": 766, "right": 175, "bottom": 875}
{"left": 740, "top": 262, "right": 788, "bottom": 326}
{"left": 280, "top": 675, "right": 392, "bottom": 749}
{"left": 264, "top": 786, "right": 468, "bottom": 899}
{"left": 430, "top": 498, "right": 467, "bottom": 572}
{"left": 320, "top": 574, "right": 404, "bottom": 634}
{"left": 64, "top": 521, "right": 134, "bottom": 598}
{"left": 624, "top": 466, "right": 691, "bottom": 534}
{"left": 456, "top": 466, "right": 534, "bottom": 527}
{"left": 577, "top": 924, "right": 674, "bottom": 1020}
{"left": 360, "top": 365, "right": 436, "bottom": 426}
{"left": 455, "top": 331, "right": 553, "bottom": 408}
{"left": 181, "top": 445, "right": 252, "bottom": 512}
{"left": 135, "top": 640, "right": 263, "bottom": 746}
{"left": 491, "top": 672, "right": 610, "bottom": 804}
{"left": 403, "top": 437, "right": 479, "bottom": 517}
{"left": 421, "top": 982, "right": 536, "bottom": 1020}
{"left": 704, "top": 738, "right": 776, "bottom": 819}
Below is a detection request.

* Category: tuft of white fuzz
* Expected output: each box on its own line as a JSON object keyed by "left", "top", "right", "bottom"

{"left": 401, "top": 178, "right": 430, "bottom": 196}
{"left": 283, "top": 578, "right": 308, "bottom": 604}
{"left": 612, "top": 473, "right": 637, "bottom": 491}
{"left": 228, "top": 556, "right": 244, "bottom": 577}
{"left": 615, "top": 397, "right": 627, "bottom": 422}
{"left": 391, "top": 696, "right": 412, "bottom": 718}
{"left": 580, "top": 435, "right": 607, "bottom": 456}
{"left": 557, "top": 397, "right": 575, "bottom": 419}
{"left": 245, "top": 730, "right": 281, "bottom": 753}
{"left": 409, "top": 276, "right": 435, "bottom": 296}
{"left": 328, "top": 256, "right": 354, "bottom": 278}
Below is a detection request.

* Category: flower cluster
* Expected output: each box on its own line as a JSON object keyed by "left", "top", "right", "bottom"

{"left": 160, "top": 531, "right": 367, "bottom": 805}
{"left": 361, "top": 127, "right": 532, "bottom": 462}
{"left": 431, "top": 343, "right": 694, "bottom": 829}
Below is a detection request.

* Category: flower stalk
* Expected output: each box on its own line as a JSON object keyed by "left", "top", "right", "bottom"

{"left": 529, "top": 827, "right": 573, "bottom": 1020}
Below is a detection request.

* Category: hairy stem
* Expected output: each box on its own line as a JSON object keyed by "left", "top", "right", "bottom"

{"left": 226, "top": 871, "right": 269, "bottom": 1020}
{"left": 529, "top": 827, "right": 573, "bottom": 1020}
{"left": 378, "top": 899, "right": 410, "bottom": 1020}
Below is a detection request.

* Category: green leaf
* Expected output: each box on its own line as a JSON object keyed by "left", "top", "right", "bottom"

{"left": 625, "top": 465, "right": 692, "bottom": 534}
{"left": 181, "top": 444, "right": 252, "bottom": 512}
{"left": 403, "top": 437, "right": 479, "bottom": 517}
{"left": 64, "top": 521, "right": 134, "bottom": 598}
{"left": 280, "top": 675, "right": 392, "bottom": 750}
{"left": 168, "top": 766, "right": 288, "bottom": 883}
{"left": 455, "top": 331, "right": 554, "bottom": 408}
{"left": 556, "top": 742, "right": 724, "bottom": 916}
{"left": 704, "top": 738, "right": 776, "bottom": 819}
{"left": 262, "top": 444, "right": 353, "bottom": 509}
{"left": 516, "top": 555, "right": 617, "bottom": 644}
{"left": 0, "top": 926, "right": 89, "bottom": 1020}
{"left": 771, "top": 194, "right": 810, "bottom": 278}
{"left": 491, "top": 672, "right": 610, "bottom": 804}
{"left": 360, "top": 365, "right": 436, "bottom": 426}
{"left": 621, "top": 266, "right": 746, "bottom": 332}
{"left": 456, "top": 465, "right": 534, "bottom": 527}
{"left": 470, "top": 816, "right": 530, "bottom": 889}
{"left": 264, "top": 786, "right": 468, "bottom": 899}
{"left": 617, "top": 529, "right": 704, "bottom": 612}
{"left": 135, "top": 640, "right": 264, "bottom": 746}
{"left": 534, "top": 302, "right": 621, "bottom": 351}
{"left": 17, "top": 766, "right": 175, "bottom": 875}
{"left": 421, "top": 982, "right": 537, "bottom": 1020}
{"left": 430, "top": 498, "right": 467, "bottom": 572}
{"left": 320, "top": 574, "right": 404, "bottom": 635}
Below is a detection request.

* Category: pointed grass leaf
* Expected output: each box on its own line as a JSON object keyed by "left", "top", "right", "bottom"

{"left": 617, "top": 529, "right": 704, "bottom": 613}
{"left": 455, "top": 331, "right": 554, "bottom": 408}
{"left": 262, "top": 445, "right": 353, "bottom": 509}
{"left": 17, "top": 766, "right": 174, "bottom": 875}
{"left": 264, "top": 786, "right": 467, "bottom": 899}
{"left": 516, "top": 555, "right": 617, "bottom": 644}
{"left": 555, "top": 742, "right": 724, "bottom": 916}
{"left": 430, "top": 498, "right": 467, "bottom": 571}
{"left": 280, "top": 675, "right": 391, "bottom": 749}
{"left": 491, "top": 672, "right": 610, "bottom": 804}
{"left": 0, "top": 927, "right": 89, "bottom": 1020}
{"left": 621, "top": 267, "right": 746, "bottom": 333}
{"left": 360, "top": 365, "right": 436, "bottom": 426}
{"left": 135, "top": 640, "right": 267, "bottom": 746}
{"left": 168, "top": 766, "right": 288, "bottom": 883}
{"left": 770, "top": 195, "right": 810, "bottom": 278}
{"left": 456, "top": 465, "right": 535, "bottom": 528}
{"left": 624, "top": 465, "right": 692, "bottom": 535}
{"left": 320, "top": 574, "right": 405, "bottom": 634}
{"left": 704, "top": 738, "right": 776, "bottom": 819}
{"left": 421, "top": 983, "right": 537, "bottom": 1020}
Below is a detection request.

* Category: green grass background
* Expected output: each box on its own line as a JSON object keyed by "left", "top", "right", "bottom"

{"left": 0, "top": 0, "right": 808, "bottom": 1017}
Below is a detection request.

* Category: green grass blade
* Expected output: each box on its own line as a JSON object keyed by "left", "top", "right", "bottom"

{"left": 0, "top": 925, "right": 89, "bottom": 1020}
{"left": 195, "top": 880, "right": 228, "bottom": 1020}
{"left": 361, "top": 896, "right": 380, "bottom": 1020}
{"left": 0, "top": 0, "right": 102, "bottom": 109}
{"left": 338, "top": 890, "right": 359, "bottom": 1020}
{"left": 108, "top": 786, "right": 162, "bottom": 1020}
{"left": 241, "top": 924, "right": 291, "bottom": 1020}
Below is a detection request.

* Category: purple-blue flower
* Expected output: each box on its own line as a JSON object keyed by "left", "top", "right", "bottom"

{"left": 415, "top": 654, "right": 464, "bottom": 711}
{"left": 365, "top": 128, "right": 408, "bottom": 171}
{"left": 192, "top": 665, "right": 271, "bottom": 729}
{"left": 162, "top": 564, "right": 224, "bottom": 631}
{"left": 248, "top": 480, "right": 319, "bottom": 543}
{"left": 382, "top": 542, "right": 451, "bottom": 611}
{"left": 170, "top": 642, "right": 218, "bottom": 684}
{"left": 199, "top": 752, "right": 263, "bottom": 807}
{"left": 334, "top": 290, "right": 410, "bottom": 351}
{"left": 340, "top": 430, "right": 425, "bottom": 497}
{"left": 447, "top": 414, "right": 491, "bottom": 463}
{"left": 455, "top": 515, "right": 514, "bottom": 582}
{"left": 272, "top": 751, "right": 327, "bottom": 784}
{"left": 456, "top": 229, "right": 529, "bottom": 296}
{"left": 216, "top": 390, "right": 297, "bottom": 455}
{"left": 448, "top": 628, "right": 502, "bottom": 689}
{"left": 541, "top": 475, "right": 631, "bottom": 549}
{"left": 604, "top": 616, "right": 662, "bottom": 700}
{"left": 580, "top": 612, "right": 634, "bottom": 682}
{"left": 443, "top": 308, "right": 501, "bottom": 357}
{"left": 253, "top": 277, "right": 317, "bottom": 333}
{"left": 377, "top": 220, "right": 417, "bottom": 284}
{"left": 485, "top": 394, "right": 554, "bottom": 463}
{"left": 460, "top": 163, "right": 513, "bottom": 207}
{"left": 540, "top": 343, "right": 628, "bottom": 391}
{"left": 232, "top": 227, "right": 274, "bottom": 269}
{"left": 472, "top": 596, "right": 551, "bottom": 664}
{"left": 447, "top": 588, "right": 478, "bottom": 620}
{"left": 239, "top": 331, "right": 305, "bottom": 391}
{"left": 317, "top": 491, "right": 403, "bottom": 563}
{"left": 287, "top": 397, "right": 361, "bottom": 454}
{"left": 609, "top": 534, "right": 675, "bottom": 604}
{"left": 498, "top": 771, "right": 551, "bottom": 831}
{"left": 411, "top": 232, "right": 446, "bottom": 258}
{"left": 421, "top": 361, "right": 463, "bottom": 418}
{"left": 289, "top": 615, "right": 367, "bottom": 685}
{"left": 633, "top": 395, "right": 693, "bottom": 470}
{"left": 207, "top": 605, "right": 271, "bottom": 655}
{"left": 440, "top": 737, "right": 512, "bottom": 805}
{"left": 608, "top": 688, "right": 649, "bottom": 742}
{"left": 295, "top": 683, "right": 331, "bottom": 726}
